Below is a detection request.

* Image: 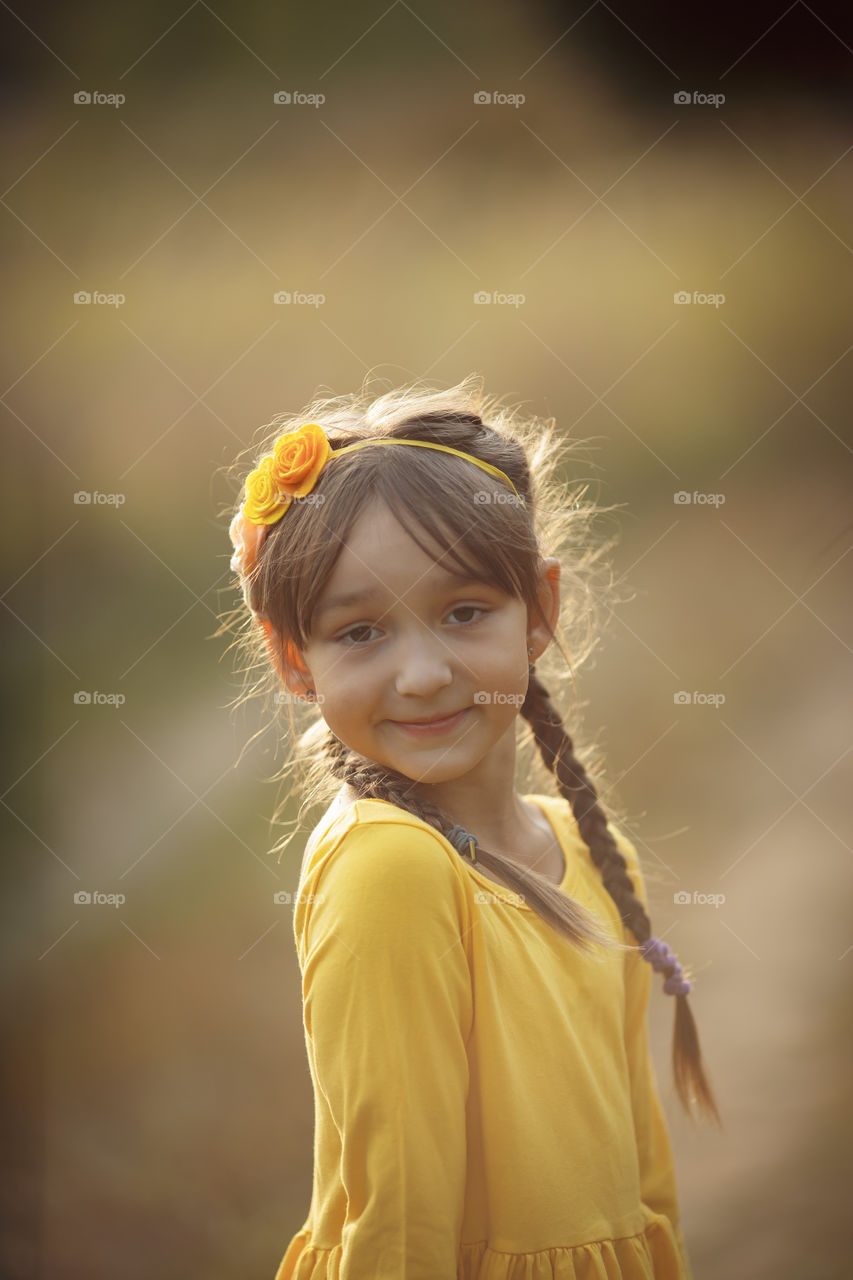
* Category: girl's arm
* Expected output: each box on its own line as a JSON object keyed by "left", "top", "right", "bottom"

{"left": 296, "top": 819, "right": 473, "bottom": 1279}
{"left": 612, "top": 826, "right": 695, "bottom": 1280}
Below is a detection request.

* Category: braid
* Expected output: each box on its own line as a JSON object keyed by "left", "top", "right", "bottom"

{"left": 520, "top": 672, "right": 650, "bottom": 942}
{"left": 325, "top": 733, "right": 451, "bottom": 834}
{"left": 521, "top": 669, "right": 722, "bottom": 1128}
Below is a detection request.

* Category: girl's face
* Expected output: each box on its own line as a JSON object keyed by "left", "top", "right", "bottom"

{"left": 290, "top": 500, "right": 557, "bottom": 786}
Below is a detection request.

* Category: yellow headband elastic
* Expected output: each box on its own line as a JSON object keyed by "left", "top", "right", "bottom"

{"left": 329, "top": 437, "right": 524, "bottom": 502}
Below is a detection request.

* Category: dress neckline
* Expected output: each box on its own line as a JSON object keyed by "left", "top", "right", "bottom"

{"left": 303, "top": 793, "right": 581, "bottom": 912}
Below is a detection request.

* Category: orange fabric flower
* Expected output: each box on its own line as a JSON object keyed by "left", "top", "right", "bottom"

{"left": 271, "top": 423, "right": 331, "bottom": 499}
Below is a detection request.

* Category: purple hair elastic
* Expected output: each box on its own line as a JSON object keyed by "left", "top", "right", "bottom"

{"left": 639, "top": 937, "right": 692, "bottom": 997}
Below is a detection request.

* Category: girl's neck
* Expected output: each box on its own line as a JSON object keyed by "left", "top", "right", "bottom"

{"left": 409, "top": 728, "right": 531, "bottom": 857}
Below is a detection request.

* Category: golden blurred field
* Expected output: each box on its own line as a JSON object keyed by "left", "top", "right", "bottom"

{"left": 2, "top": 3, "right": 852, "bottom": 1277}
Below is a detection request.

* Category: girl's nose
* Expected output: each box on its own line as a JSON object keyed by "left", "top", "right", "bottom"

{"left": 393, "top": 632, "right": 453, "bottom": 698}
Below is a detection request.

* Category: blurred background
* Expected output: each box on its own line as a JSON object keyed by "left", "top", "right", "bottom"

{"left": 2, "top": 1, "right": 852, "bottom": 1276}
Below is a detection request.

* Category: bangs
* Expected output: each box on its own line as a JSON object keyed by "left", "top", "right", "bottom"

{"left": 380, "top": 491, "right": 526, "bottom": 598}
{"left": 375, "top": 454, "right": 533, "bottom": 602}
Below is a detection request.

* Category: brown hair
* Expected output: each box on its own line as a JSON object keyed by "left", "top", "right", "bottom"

{"left": 217, "top": 373, "right": 721, "bottom": 1126}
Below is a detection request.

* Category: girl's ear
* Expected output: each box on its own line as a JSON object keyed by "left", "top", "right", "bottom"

{"left": 527, "top": 557, "right": 560, "bottom": 661}
{"left": 255, "top": 617, "right": 315, "bottom": 696}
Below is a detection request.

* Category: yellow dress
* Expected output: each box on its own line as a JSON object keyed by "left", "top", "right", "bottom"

{"left": 275, "top": 795, "right": 694, "bottom": 1280}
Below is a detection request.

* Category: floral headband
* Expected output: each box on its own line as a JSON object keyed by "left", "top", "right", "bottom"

{"left": 228, "top": 422, "right": 524, "bottom": 612}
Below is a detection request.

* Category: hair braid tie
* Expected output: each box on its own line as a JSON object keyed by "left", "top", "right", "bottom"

{"left": 446, "top": 824, "right": 479, "bottom": 863}
{"left": 639, "top": 938, "right": 692, "bottom": 997}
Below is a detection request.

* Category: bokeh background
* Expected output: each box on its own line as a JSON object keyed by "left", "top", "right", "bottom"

{"left": 2, "top": 2, "right": 852, "bottom": 1277}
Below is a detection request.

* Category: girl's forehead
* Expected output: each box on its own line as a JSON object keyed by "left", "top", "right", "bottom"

{"left": 334, "top": 500, "right": 446, "bottom": 574}
{"left": 313, "top": 501, "right": 496, "bottom": 615}
{"left": 325, "top": 506, "right": 455, "bottom": 586}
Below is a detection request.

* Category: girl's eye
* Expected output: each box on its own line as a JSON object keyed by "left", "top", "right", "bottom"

{"left": 338, "top": 624, "right": 381, "bottom": 646}
{"left": 447, "top": 605, "right": 485, "bottom": 625}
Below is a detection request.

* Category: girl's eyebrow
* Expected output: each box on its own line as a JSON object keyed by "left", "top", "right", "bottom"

{"left": 315, "top": 571, "right": 491, "bottom": 620}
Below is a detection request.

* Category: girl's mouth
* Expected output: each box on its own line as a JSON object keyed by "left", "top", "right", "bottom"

{"left": 390, "top": 708, "right": 470, "bottom": 737}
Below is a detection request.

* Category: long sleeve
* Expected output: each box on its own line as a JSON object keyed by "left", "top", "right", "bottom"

{"left": 612, "top": 826, "right": 695, "bottom": 1280}
{"left": 295, "top": 819, "right": 473, "bottom": 1279}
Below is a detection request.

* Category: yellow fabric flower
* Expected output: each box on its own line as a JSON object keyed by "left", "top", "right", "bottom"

{"left": 243, "top": 455, "right": 290, "bottom": 525}
{"left": 271, "top": 423, "right": 331, "bottom": 499}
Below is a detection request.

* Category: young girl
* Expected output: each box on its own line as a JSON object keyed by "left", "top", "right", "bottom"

{"left": 224, "top": 376, "right": 720, "bottom": 1280}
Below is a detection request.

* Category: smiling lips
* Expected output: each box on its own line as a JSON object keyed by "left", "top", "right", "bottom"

{"left": 390, "top": 708, "right": 470, "bottom": 736}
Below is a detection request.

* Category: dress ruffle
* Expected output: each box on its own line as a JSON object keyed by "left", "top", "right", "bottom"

{"left": 276, "top": 1214, "right": 688, "bottom": 1280}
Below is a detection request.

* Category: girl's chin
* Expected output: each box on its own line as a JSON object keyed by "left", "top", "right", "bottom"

{"left": 381, "top": 751, "right": 484, "bottom": 787}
